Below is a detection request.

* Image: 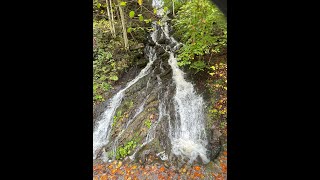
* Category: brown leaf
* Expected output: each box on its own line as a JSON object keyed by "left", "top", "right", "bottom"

{"left": 100, "top": 174, "right": 108, "bottom": 180}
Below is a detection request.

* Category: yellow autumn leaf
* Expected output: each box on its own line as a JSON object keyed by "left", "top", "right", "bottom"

{"left": 117, "top": 161, "right": 122, "bottom": 168}
{"left": 138, "top": 0, "right": 143, "bottom": 6}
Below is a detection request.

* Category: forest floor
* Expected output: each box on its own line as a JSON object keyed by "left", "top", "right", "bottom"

{"left": 93, "top": 146, "right": 227, "bottom": 180}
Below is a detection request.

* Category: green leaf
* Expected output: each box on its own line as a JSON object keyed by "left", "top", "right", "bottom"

{"left": 97, "top": 3, "right": 101, "bottom": 8}
{"left": 144, "top": 19, "right": 151, "bottom": 24}
{"left": 93, "top": 84, "right": 98, "bottom": 91}
{"left": 211, "top": 66, "right": 216, "bottom": 70}
{"left": 109, "top": 75, "right": 118, "bottom": 81}
{"left": 120, "top": 1, "right": 126, "bottom": 6}
{"left": 153, "top": 8, "right": 157, "bottom": 14}
{"left": 127, "top": 27, "right": 132, "bottom": 33}
{"left": 164, "top": 7, "right": 168, "bottom": 12}
{"left": 139, "top": 15, "right": 144, "bottom": 22}
{"left": 129, "top": 11, "right": 135, "bottom": 18}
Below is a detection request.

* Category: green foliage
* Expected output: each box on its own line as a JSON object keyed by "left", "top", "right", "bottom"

{"left": 126, "top": 100, "right": 134, "bottom": 109}
{"left": 129, "top": 11, "right": 135, "bottom": 18}
{"left": 138, "top": 14, "right": 144, "bottom": 22}
{"left": 163, "top": 6, "right": 169, "bottom": 13}
{"left": 173, "top": 0, "right": 227, "bottom": 71}
{"left": 190, "top": 60, "right": 206, "bottom": 73}
{"left": 144, "top": 119, "right": 152, "bottom": 128}
{"left": 112, "top": 110, "right": 123, "bottom": 127}
{"left": 163, "top": 0, "right": 187, "bottom": 13}
{"left": 116, "top": 140, "right": 137, "bottom": 159}
{"left": 109, "top": 75, "right": 119, "bottom": 81}
{"left": 93, "top": 37, "right": 114, "bottom": 103}
{"left": 92, "top": 0, "right": 160, "bottom": 104}
{"left": 120, "top": 1, "right": 127, "bottom": 6}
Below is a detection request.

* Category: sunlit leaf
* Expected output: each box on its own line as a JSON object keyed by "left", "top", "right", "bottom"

{"left": 109, "top": 75, "right": 118, "bottom": 81}
{"left": 120, "top": 1, "right": 127, "bottom": 6}
{"left": 129, "top": 11, "right": 135, "bottom": 18}
{"left": 138, "top": 0, "right": 143, "bottom": 6}
{"left": 138, "top": 14, "right": 144, "bottom": 21}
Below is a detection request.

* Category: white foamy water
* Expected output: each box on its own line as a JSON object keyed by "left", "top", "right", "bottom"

{"left": 167, "top": 52, "right": 209, "bottom": 164}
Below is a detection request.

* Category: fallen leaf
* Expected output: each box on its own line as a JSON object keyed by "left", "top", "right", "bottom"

{"left": 194, "top": 166, "right": 201, "bottom": 171}
{"left": 117, "top": 161, "right": 122, "bottom": 168}
{"left": 111, "top": 169, "right": 117, "bottom": 174}
{"left": 194, "top": 172, "right": 202, "bottom": 177}
{"left": 100, "top": 174, "right": 108, "bottom": 180}
{"left": 160, "top": 166, "right": 165, "bottom": 172}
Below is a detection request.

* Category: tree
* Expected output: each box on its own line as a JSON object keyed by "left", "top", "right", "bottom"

{"left": 108, "top": 0, "right": 116, "bottom": 38}
{"left": 106, "top": 0, "right": 115, "bottom": 37}
{"left": 118, "top": 1, "right": 129, "bottom": 50}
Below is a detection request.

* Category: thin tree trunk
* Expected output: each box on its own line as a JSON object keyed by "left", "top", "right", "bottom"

{"left": 114, "top": 2, "right": 120, "bottom": 20}
{"left": 118, "top": 1, "right": 129, "bottom": 50}
{"left": 105, "top": 0, "right": 114, "bottom": 36}
{"left": 172, "top": 0, "right": 175, "bottom": 16}
{"left": 109, "top": 0, "right": 116, "bottom": 38}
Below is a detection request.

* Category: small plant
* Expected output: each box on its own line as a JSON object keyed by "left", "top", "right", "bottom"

{"left": 116, "top": 140, "right": 137, "bottom": 160}
{"left": 144, "top": 119, "right": 152, "bottom": 129}
{"left": 112, "top": 110, "right": 123, "bottom": 127}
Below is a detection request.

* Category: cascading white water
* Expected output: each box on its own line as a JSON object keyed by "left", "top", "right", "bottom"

{"left": 93, "top": 45, "right": 157, "bottom": 160}
{"left": 168, "top": 52, "right": 209, "bottom": 164}
{"left": 152, "top": 0, "right": 210, "bottom": 163}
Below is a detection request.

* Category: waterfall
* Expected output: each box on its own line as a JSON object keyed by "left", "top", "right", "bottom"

{"left": 93, "top": 0, "right": 210, "bottom": 164}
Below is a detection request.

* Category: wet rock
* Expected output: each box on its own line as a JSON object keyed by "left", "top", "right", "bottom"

{"left": 147, "top": 36, "right": 156, "bottom": 46}
{"left": 155, "top": 46, "right": 165, "bottom": 56}
{"left": 160, "top": 52, "right": 170, "bottom": 60}
{"left": 136, "top": 58, "right": 148, "bottom": 68}
{"left": 130, "top": 43, "right": 144, "bottom": 50}
{"left": 209, "top": 127, "right": 222, "bottom": 160}
{"left": 157, "top": 33, "right": 166, "bottom": 44}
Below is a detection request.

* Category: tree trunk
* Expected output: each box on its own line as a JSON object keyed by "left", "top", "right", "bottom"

{"left": 105, "top": 0, "right": 114, "bottom": 36}
{"left": 114, "top": 2, "right": 120, "bottom": 20}
{"left": 109, "top": 0, "right": 116, "bottom": 38}
{"left": 118, "top": 2, "right": 129, "bottom": 50}
{"left": 172, "top": 0, "right": 175, "bottom": 16}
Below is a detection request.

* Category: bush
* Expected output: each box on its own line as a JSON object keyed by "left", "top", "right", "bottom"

{"left": 173, "top": 0, "right": 227, "bottom": 71}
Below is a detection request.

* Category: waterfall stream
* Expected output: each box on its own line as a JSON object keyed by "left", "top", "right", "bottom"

{"left": 93, "top": 0, "right": 210, "bottom": 164}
